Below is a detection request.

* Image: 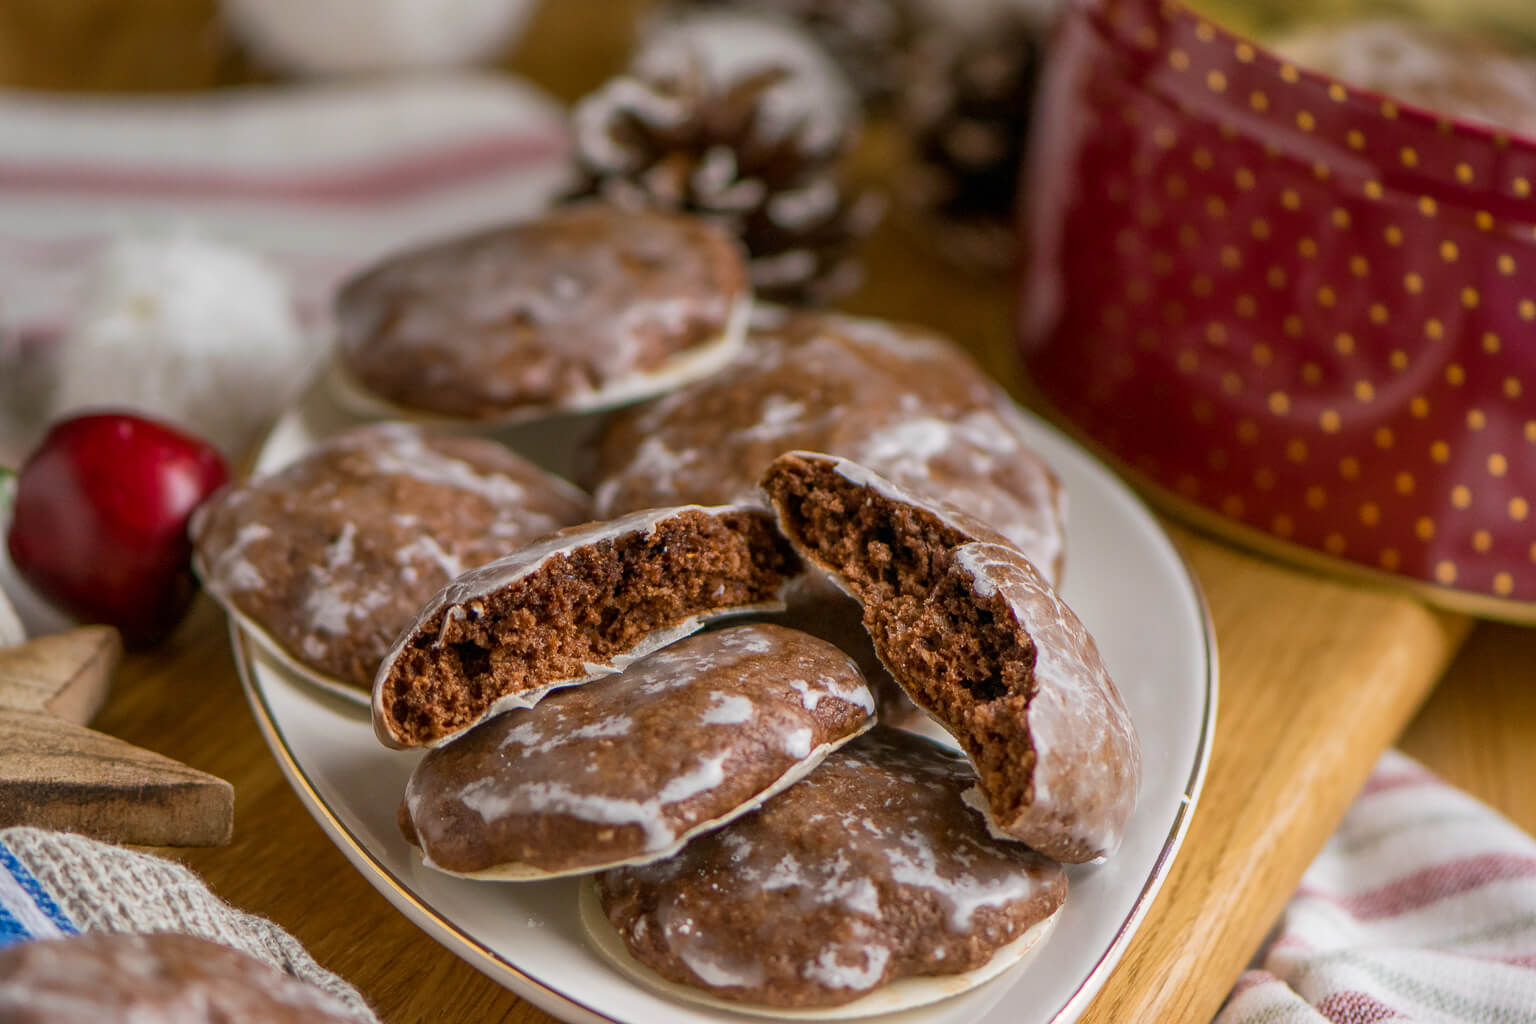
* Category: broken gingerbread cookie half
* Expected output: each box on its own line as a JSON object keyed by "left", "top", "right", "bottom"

{"left": 761, "top": 451, "right": 1141, "bottom": 863}
{"left": 372, "top": 504, "right": 802, "bottom": 749}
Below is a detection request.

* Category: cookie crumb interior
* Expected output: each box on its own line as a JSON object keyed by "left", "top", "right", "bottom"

{"left": 765, "top": 456, "right": 1039, "bottom": 822}
{"left": 381, "top": 509, "right": 798, "bottom": 745}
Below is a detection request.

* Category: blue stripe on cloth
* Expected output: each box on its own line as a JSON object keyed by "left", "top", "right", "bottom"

{"left": 0, "top": 900, "right": 35, "bottom": 949}
{"left": 0, "top": 839, "right": 75, "bottom": 936}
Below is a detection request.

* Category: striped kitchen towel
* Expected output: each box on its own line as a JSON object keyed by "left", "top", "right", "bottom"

{"left": 1216, "top": 750, "right": 1536, "bottom": 1024}
{"left": 0, "top": 834, "right": 76, "bottom": 947}
{"left": 0, "top": 71, "right": 570, "bottom": 334}
{"left": 0, "top": 71, "right": 574, "bottom": 637}
{"left": 0, "top": 827, "right": 377, "bottom": 1021}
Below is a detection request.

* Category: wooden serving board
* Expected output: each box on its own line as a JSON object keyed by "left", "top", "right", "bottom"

{"left": 4, "top": 1, "right": 1475, "bottom": 1020}
{"left": 94, "top": 529, "right": 1466, "bottom": 1024}
{"left": 0, "top": 626, "right": 232, "bottom": 847}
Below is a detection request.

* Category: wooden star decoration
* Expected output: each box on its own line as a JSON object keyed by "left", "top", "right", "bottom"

{"left": 0, "top": 626, "right": 233, "bottom": 846}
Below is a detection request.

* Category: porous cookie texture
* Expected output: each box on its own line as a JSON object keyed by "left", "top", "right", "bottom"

{"left": 334, "top": 202, "right": 751, "bottom": 421}
{"left": 589, "top": 308, "right": 1065, "bottom": 584}
{"left": 191, "top": 422, "right": 590, "bottom": 692}
{"left": 400, "top": 624, "right": 874, "bottom": 878}
{"left": 762, "top": 452, "right": 1141, "bottom": 863}
{"left": 0, "top": 932, "right": 358, "bottom": 1023}
{"left": 373, "top": 504, "right": 802, "bottom": 749}
{"left": 593, "top": 727, "right": 1067, "bottom": 1010}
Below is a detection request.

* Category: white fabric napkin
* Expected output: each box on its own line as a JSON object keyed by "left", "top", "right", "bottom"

{"left": 1217, "top": 750, "right": 1536, "bottom": 1024}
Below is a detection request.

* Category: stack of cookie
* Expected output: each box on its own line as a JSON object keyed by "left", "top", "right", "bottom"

{"left": 191, "top": 201, "right": 1141, "bottom": 1014}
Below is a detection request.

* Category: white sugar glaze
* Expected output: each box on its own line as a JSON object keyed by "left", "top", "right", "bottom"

{"left": 456, "top": 752, "right": 730, "bottom": 849}
{"left": 595, "top": 310, "right": 1065, "bottom": 583}
{"left": 611, "top": 731, "right": 1055, "bottom": 941}
{"left": 823, "top": 451, "right": 1009, "bottom": 547}
{"left": 192, "top": 422, "right": 588, "bottom": 702}
{"left": 701, "top": 692, "right": 755, "bottom": 725}
{"left": 579, "top": 879, "right": 1061, "bottom": 1019}
{"left": 330, "top": 291, "right": 752, "bottom": 425}
{"left": 403, "top": 625, "right": 876, "bottom": 879}
{"left": 804, "top": 942, "right": 891, "bottom": 991}
{"left": 585, "top": 730, "right": 1066, "bottom": 1016}
{"left": 421, "top": 733, "right": 865, "bottom": 882}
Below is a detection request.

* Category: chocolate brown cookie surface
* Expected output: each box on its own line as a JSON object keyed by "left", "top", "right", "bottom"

{"left": 589, "top": 308, "right": 1065, "bottom": 584}
{"left": 766, "top": 573, "right": 924, "bottom": 731}
{"left": 401, "top": 624, "right": 874, "bottom": 878}
{"left": 334, "top": 203, "right": 750, "bottom": 422}
{"left": 373, "top": 504, "right": 802, "bottom": 749}
{"left": 762, "top": 452, "right": 1141, "bottom": 863}
{"left": 0, "top": 933, "right": 358, "bottom": 1023}
{"left": 592, "top": 727, "right": 1066, "bottom": 1010}
{"left": 192, "top": 422, "right": 590, "bottom": 694}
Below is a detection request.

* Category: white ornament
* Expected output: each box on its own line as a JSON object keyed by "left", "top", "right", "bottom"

{"left": 222, "top": 0, "right": 539, "bottom": 76}
{"left": 48, "top": 232, "right": 316, "bottom": 458}
{"left": 637, "top": 11, "right": 858, "bottom": 153}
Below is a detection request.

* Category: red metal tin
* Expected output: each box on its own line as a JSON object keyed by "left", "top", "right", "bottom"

{"left": 1020, "top": 0, "right": 1536, "bottom": 618}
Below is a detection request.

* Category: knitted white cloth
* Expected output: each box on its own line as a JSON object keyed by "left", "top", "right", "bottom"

{"left": 0, "top": 827, "right": 377, "bottom": 1023}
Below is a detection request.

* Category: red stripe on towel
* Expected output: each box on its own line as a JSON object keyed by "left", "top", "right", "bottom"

{"left": 0, "top": 133, "right": 565, "bottom": 205}
{"left": 1358, "top": 769, "right": 1438, "bottom": 799}
{"left": 1314, "top": 990, "right": 1403, "bottom": 1023}
{"left": 1301, "top": 853, "right": 1536, "bottom": 920}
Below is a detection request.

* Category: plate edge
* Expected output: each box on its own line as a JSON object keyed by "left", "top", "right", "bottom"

{"left": 231, "top": 622, "right": 627, "bottom": 1024}
{"left": 1045, "top": 543, "right": 1219, "bottom": 1024}
{"left": 232, "top": 396, "right": 1223, "bottom": 1024}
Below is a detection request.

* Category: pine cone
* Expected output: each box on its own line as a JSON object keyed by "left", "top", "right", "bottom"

{"left": 668, "top": 0, "right": 915, "bottom": 108}
{"left": 902, "top": 14, "right": 1042, "bottom": 272}
{"left": 568, "top": 59, "right": 883, "bottom": 305}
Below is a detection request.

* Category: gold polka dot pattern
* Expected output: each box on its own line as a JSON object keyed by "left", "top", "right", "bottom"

{"left": 1021, "top": 0, "right": 1536, "bottom": 612}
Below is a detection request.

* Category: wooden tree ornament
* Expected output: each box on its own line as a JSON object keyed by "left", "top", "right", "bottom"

{"left": 0, "top": 626, "right": 233, "bottom": 846}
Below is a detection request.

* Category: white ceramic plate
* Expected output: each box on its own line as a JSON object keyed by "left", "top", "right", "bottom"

{"left": 232, "top": 385, "right": 1217, "bottom": 1024}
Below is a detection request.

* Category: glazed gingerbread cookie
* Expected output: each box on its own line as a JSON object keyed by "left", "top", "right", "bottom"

{"left": 192, "top": 422, "right": 590, "bottom": 695}
{"left": 589, "top": 727, "right": 1067, "bottom": 1012}
{"left": 588, "top": 308, "right": 1065, "bottom": 583}
{"left": 333, "top": 203, "right": 751, "bottom": 422}
{"left": 400, "top": 624, "right": 873, "bottom": 878}
{"left": 762, "top": 451, "right": 1141, "bottom": 863}
{"left": 0, "top": 933, "right": 358, "bottom": 1023}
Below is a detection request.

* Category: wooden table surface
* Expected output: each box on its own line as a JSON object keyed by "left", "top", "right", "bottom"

{"left": 5, "top": 2, "right": 1536, "bottom": 1022}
